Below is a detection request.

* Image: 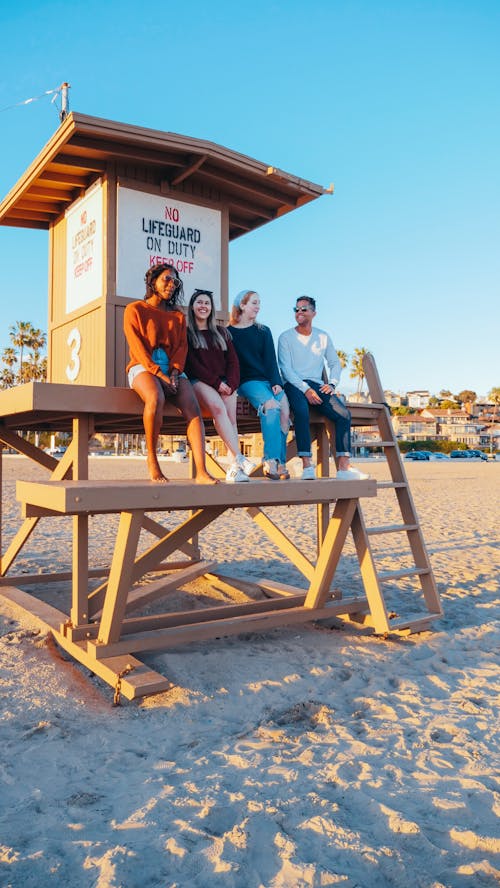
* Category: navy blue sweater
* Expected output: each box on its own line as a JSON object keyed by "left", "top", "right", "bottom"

{"left": 229, "top": 324, "right": 283, "bottom": 388}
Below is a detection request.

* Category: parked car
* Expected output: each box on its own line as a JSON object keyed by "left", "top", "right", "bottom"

{"left": 450, "top": 450, "right": 488, "bottom": 460}
{"left": 428, "top": 452, "right": 450, "bottom": 460}
{"left": 466, "top": 449, "right": 489, "bottom": 461}
{"left": 405, "top": 451, "right": 429, "bottom": 460}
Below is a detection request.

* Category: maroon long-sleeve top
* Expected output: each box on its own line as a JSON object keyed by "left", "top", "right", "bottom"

{"left": 185, "top": 327, "right": 240, "bottom": 392}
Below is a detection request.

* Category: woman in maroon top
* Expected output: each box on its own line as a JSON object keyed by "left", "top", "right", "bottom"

{"left": 186, "top": 289, "right": 253, "bottom": 482}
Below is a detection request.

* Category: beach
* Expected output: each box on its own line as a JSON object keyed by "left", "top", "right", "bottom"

{"left": 0, "top": 457, "right": 499, "bottom": 887}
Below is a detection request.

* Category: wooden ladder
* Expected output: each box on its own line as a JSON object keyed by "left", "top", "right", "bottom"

{"left": 345, "top": 353, "right": 443, "bottom": 635}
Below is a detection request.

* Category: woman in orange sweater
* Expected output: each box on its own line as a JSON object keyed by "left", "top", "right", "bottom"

{"left": 123, "top": 263, "right": 216, "bottom": 484}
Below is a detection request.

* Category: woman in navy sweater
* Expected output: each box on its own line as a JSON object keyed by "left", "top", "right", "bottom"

{"left": 229, "top": 289, "right": 290, "bottom": 480}
{"left": 186, "top": 289, "right": 253, "bottom": 483}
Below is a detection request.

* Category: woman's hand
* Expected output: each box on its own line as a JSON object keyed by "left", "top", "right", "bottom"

{"left": 218, "top": 381, "right": 232, "bottom": 395}
{"left": 160, "top": 371, "right": 178, "bottom": 394}
{"left": 272, "top": 384, "right": 283, "bottom": 395}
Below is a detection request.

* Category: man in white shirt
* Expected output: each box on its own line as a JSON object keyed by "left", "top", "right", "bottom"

{"left": 278, "top": 296, "right": 368, "bottom": 481}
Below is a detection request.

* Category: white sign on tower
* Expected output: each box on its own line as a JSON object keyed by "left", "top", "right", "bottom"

{"left": 65, "top": 182, "right": 103, "bottom": 314}
{"left": 116, "top": 187, "right": 222, "bottom": 308}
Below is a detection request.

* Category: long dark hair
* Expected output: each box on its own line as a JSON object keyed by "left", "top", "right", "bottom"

{"left": 187, "top": 290, "right": 228, "bottom": 351}
{"left": 144, "top": 263, "right": 184, "bottom": 307}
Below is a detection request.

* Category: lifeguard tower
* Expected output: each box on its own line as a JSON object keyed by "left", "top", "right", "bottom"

{"left": 0, "top": 114, "right": 442, "bottom": 701}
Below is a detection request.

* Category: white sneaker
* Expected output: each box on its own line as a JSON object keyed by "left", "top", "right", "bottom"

{"left": 336, "top": 467, "right": 370, "bottom": 481}
{"left": 301, "top": 465, "right": 317, "bottom": 480}
{"left": 237, "top": 454, "right": 256, "bottom": 476}
{"left": 226, "top": 462, "right": 250, "bottom": 483}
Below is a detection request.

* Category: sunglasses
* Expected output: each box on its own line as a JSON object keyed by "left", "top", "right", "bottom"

{"left": 294, "top": 306, "right": 312, "bottom": 313}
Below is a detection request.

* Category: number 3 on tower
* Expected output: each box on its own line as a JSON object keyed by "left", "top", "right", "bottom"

{"left": 66, "top": 327, "right": 81, "bottom": 382}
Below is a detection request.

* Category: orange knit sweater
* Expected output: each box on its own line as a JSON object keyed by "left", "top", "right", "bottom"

{"left": 123, "top": 300, "right": 188, "bottom": 376}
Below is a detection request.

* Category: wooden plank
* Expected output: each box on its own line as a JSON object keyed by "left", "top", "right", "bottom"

{"left": 0, "top": 585, "right": 68, "bottom": 630}
{"left": 52, "top": 631, "right": 171, "bottom": 699}
{"left": 366, "top": 524, "right": 419, "bottom": 535}
{"left": 0, "top": 567, "right": 109, "bottom": 585}
{"left": 86, "top": 596, "right": 371, "bottom": 658}
{"left": 67, "top": 592, "right": 310, "bottom": 641}
{"left": 16, "top": 477, "right": 377, "bottom": 515}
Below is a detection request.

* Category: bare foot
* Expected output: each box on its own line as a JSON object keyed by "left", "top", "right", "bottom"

{"left": 147, "top": 455, "right": 169, "bottom": 483}
{"left": 195, "top": 471, "right": 219, "bottom": 485}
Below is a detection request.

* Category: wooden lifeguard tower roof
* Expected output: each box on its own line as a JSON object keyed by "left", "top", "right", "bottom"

{"left": 0, "top": 112, "right": 329, "bottom": 239}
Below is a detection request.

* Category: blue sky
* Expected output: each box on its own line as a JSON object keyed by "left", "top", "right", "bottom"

{"left": 0, "top": 0, "right": 498, "bottom": 397}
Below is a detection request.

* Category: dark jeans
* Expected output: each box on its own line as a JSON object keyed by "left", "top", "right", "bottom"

{"left": 284, "top": 380, "right": 352, "bottom": 457}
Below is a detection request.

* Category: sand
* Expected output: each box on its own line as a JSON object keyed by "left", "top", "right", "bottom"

{"left": 0, "top": 456, "right": 499, "bottom": 887}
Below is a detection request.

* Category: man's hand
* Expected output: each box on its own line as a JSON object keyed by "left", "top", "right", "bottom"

{"left": 272, "top": 384, "right": 283, "bottom": 395}
{"left": 305, "top": 387, "right": 322, "bottom": 405}
{"left": 218, "top": 381, "right": 232, "bottom": 395}
{"left": 319, "top": 383, "right": 335, "bottom": 396}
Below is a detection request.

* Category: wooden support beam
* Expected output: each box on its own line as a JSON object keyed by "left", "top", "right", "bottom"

{"left": 98, "top": 511, "right": 143, "bottom": 643}
{"left": 245, "top": 506, "right": 315, "bottom": 580}
{"left": 71, "top": 515, "right": 89, "bottom": 626}
{"left": 350, "top": 505, "right": 390, "bottom": 634}
{"left": 1, "top": 517, "right": 40, "bottom": 576}
{"left": 304, "top": 498, "right": 358, "bottom": 609}
{"left": 0, "top": 427, "right": 58, "bottom": 470}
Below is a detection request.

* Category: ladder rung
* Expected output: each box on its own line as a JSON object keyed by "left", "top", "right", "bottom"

{"left": 387, "top": 612, "right": 442, "bottom": 632}
{"left": 377, "top": 567, "right": 430, "bottom": 581}
{"left": 357, "top": 440, "right": 395, "bottom": 448}
{"left": 377, "top": 481, "right": 407, "bottom": 489}
{"left": 366, "top": 524, "right": 418, "bottom": 536}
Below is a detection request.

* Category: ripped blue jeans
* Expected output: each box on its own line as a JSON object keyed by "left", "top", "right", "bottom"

{"left": 238, "top": 380, "right": 288, "bottom": 464}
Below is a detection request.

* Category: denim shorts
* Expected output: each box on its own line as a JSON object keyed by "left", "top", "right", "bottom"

{"left": 128, "top": 354, "right": 186, "bottom": 388}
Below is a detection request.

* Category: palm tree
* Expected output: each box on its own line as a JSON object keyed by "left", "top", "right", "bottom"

{"left": 337, "top": 349, "right": 348, "bottom": 370}
{"left": 349, "top": 347, "right": 369, "bottom": 394}
{"left": 0, "top": 347, "right": 17, "bottom": 389}
{"left": 1, "top": 323, "right": 47, "bottom": 387}
{"left": 25, "top": 327, "right": 47, "bottom": 382}
{"left": 488, "top": 386, "right": 500, "bottom": 419}
{"left": 9, "top": 321, "right": 37, "bottom": 384}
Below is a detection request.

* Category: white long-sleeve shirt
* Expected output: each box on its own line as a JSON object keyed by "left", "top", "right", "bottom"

{"left": 277, "top": 326, "right": 342, "bottom": 394}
